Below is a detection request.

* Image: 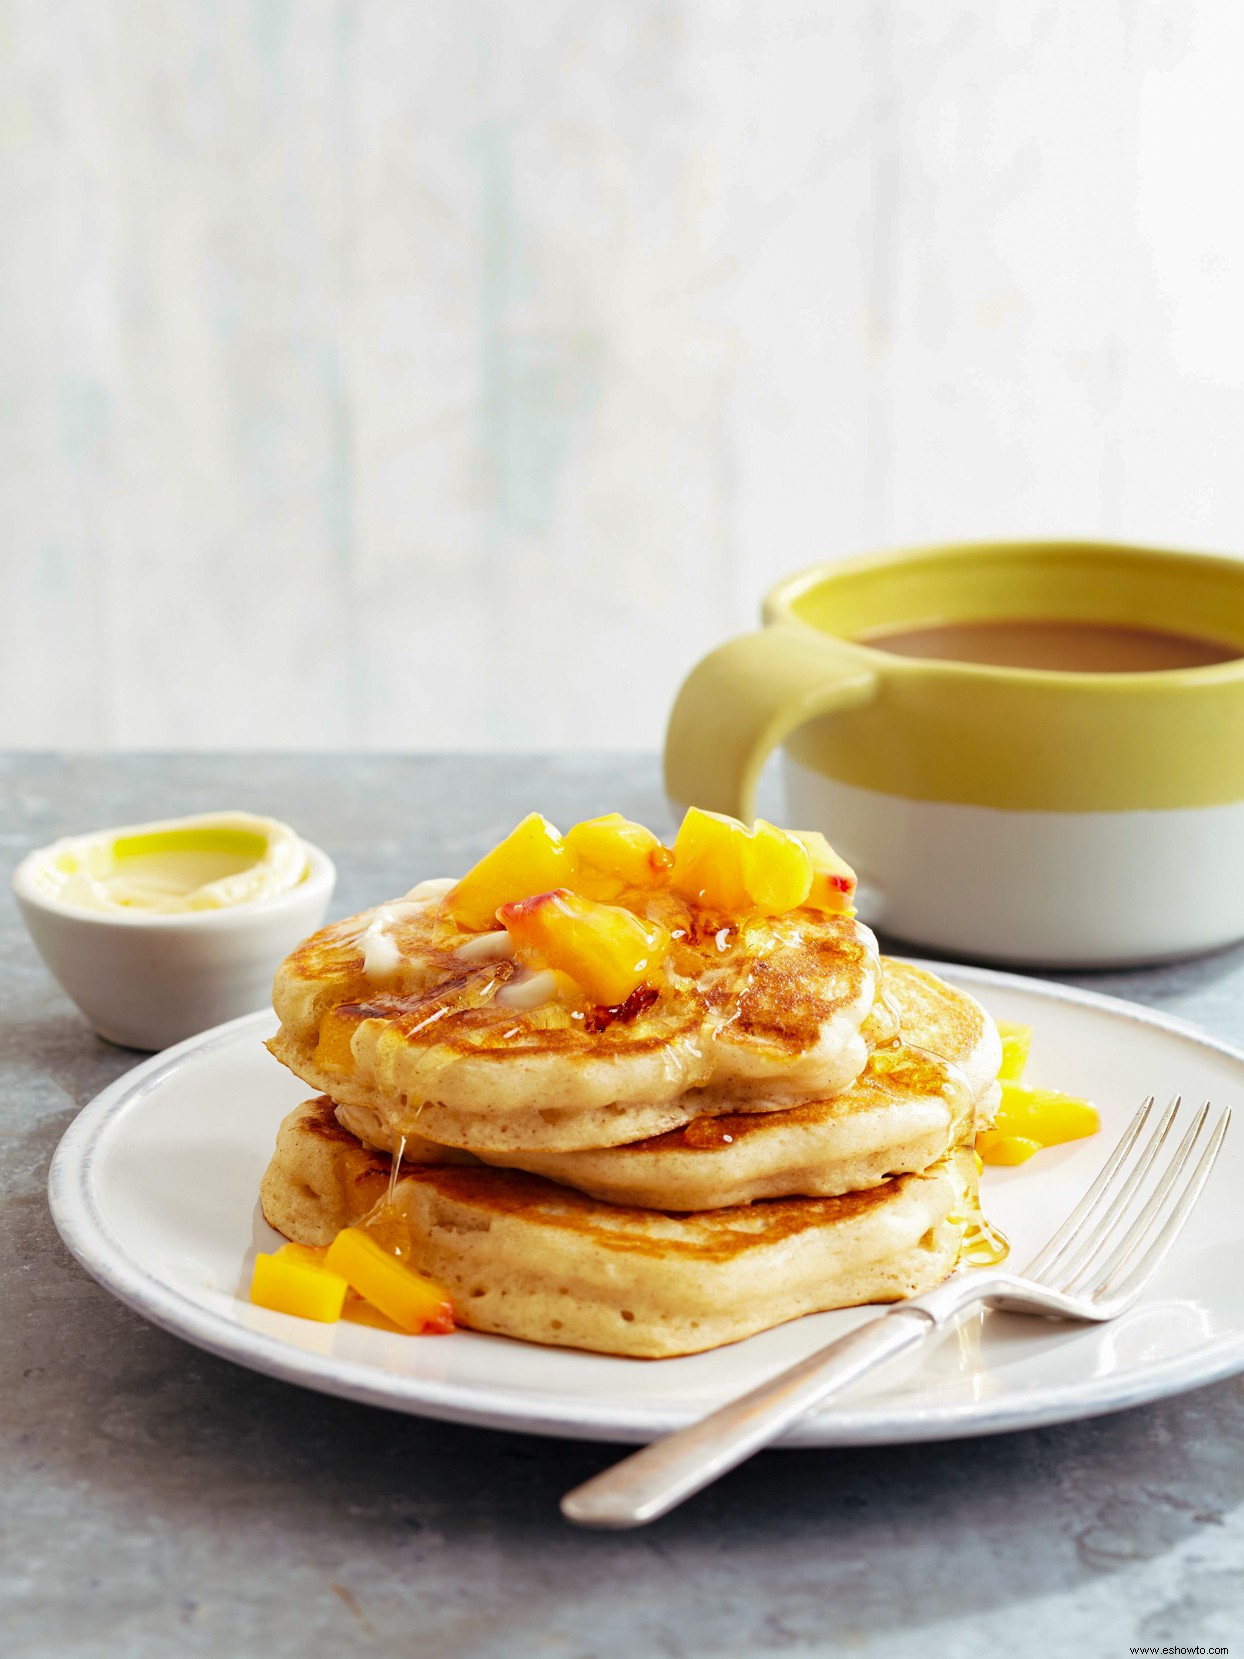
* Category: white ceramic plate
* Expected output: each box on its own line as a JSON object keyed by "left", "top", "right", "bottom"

{"left": 48, "top": 963, "right": 1244, "bottom": 1446}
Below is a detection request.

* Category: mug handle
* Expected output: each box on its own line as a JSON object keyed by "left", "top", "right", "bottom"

{"left": 664, "top": 626, "right": 878, "bottom": 820}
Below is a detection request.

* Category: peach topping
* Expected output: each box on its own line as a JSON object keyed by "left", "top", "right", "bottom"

{"left": 565, "top": 813, "right": 672, "bottom": 900}
{"left": 975, "top": 1021, "right": 1100, "bottom": 1166}
{"left": 792, "top": 831, "right": 858, "bottom": 916}
{"left": 499, "top": 888, "right": 670, "bottom": 1009}
{"left": 443, "top": 807, "right": 858, "bottom": 1004}
{"left": 249, "top": 1235, "right": 454, "bottom": 1334}
{"left": 446, "top": 812, "right": 575, "bottom": 931}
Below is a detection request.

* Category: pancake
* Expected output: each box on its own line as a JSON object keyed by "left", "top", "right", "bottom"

{"left": 260, "top": 1097, "right": 975, "bottom": 1358}
{"left": 332, "top": 959, "right": 1002, "bottom": 1209}
{"left": 268, "top": 888, "right": 880, "bottom": 1153}
{"left": 257, "top": 1095, "right": 473, "bottom": 1246}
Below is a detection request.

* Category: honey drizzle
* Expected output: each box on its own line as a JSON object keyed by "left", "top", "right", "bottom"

{"left": 682, "top": 1117, "right": 736, "bottom": 1149}
{"left": 360, "top": 1198, "right": 417, "bottom": 1263}
{"left": 349, "top": 1135, "right": 417, "bottom": 1266}
{"left": 954, "top": 1207, "right": 1011, "bottom": 1268}
{"left": 387, "top": 1134, "right": 408, "bottom": 1208}
{"left": 869, "top": 985, "right": 904, "bottom": 1051}
{"left": 870, "top": 969, "right": 1010, "bottom": 1269}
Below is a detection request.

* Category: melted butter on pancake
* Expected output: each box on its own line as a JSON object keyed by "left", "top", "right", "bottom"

{"left": 454, "top": 929, "right": 517, "bottom": 965}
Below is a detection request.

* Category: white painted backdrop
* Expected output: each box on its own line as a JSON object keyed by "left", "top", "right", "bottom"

{"left": 3, "top": 1, "right": 1244, "bottom": 751}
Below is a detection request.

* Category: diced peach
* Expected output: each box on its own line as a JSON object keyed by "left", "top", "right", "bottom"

{"left": 791, "top": 831, "right": 857, "bottom": 914}
{"left": 669, "top": 807, "right": 752, "bottom": 912}
{"left": 340, "top": 1296, "right": 406, "bottom": 1333}
{"left": 275, "top": 1241, "right": 329, "bottom": 1268}
{"left": 446, "top": 814, "right": 577, "bottom": 931}
{"left": 995, "top": 1082, "right": 1100, "bottom": 1147}
{"left": 324, "top": 1228, "right": 455, "bottom": 1334}
{"left": 313, "top": 1006, "right": 356, "bottom": 1076}
{"left": 997, "top": 1022, "right": 1033, "bottom": 1082}
{"left": 499, "top": 888, "right": 670, "bottom": 1008}
{"left": 565, "top": 813, "right": 672, "bottom": 902}
{"left": 975, "top": 1130, "right": 1043, "bottom": 1167}
{"left": 743, "top": 820, "right": 814, "bottom": 913}
{"left": 250, "top": 1250, "right": 348, "bottom": 1323}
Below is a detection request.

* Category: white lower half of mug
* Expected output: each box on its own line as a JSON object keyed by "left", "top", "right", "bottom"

{"left": 783, "top": 755, "right": 1244, "bottom": 968}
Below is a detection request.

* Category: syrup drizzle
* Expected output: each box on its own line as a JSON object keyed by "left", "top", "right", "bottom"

{"left": 348, "top": 1134, "right": 417, "bottom": 1267}
{"left": 361, "top": 1196, "right": 416, "bottom": 1263}
{"left": 954, "top": 1208, "right": 1011, "bottom": 1268}
{"left": 869, "top": 971, "right": 1010, "bottom": 1269}
{"left": 682, "top": 1117, "right": 736, "bottom": 1149}
{"left": 387, "top": 1133, "right": 408, "bottom": 1208}
{"left": 869, "top": 985, "right": 904, "bottom": 1050}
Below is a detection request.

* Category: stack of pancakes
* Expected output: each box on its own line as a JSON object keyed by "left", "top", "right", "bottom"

{"left": 261, "top": 886, "right": 1001, "bottom": 1358}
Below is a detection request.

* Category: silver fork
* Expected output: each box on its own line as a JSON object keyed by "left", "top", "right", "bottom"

{"left": 562, "top": 1096, "right": 1231, "bottom": 1529}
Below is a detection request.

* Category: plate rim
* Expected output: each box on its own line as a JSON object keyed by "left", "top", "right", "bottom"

{"left": 47, "top": 962, "right": 1244, "bottom": 1447}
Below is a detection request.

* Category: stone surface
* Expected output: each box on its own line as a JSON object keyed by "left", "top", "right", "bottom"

{"left": 2, "top": 753, "right": 1242, "bottom": 1659}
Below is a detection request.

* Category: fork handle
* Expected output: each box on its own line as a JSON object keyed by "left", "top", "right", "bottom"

{"left": 561, "top": 1306, "right": 938, "bottom": 1529}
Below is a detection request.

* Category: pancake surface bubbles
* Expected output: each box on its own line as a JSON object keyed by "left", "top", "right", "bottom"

{"left": 268, "top": 890, "right": 880, "bottom": 1152}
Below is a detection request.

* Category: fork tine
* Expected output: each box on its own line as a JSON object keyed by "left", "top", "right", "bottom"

{"left": 1035, "top": 1095, "right": 1181, "bottom": 1291}
{"left": 1022, "top": 1095, "right": 1155, "bottom": 1280}
{"left": 1082, "top": 1106, "right": 1229, "bottom": 1306}
{"left": 1064, "top": 1100, "right": 1208, "bottom": 1295}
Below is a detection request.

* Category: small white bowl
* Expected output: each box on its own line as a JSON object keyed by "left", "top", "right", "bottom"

{"left": 13, "top": 838, "right": 336, "bottom": 1051}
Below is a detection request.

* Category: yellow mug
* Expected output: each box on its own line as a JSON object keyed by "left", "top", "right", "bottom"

{"left": 664, "top": 540, "right": 1244, "bottom": 966}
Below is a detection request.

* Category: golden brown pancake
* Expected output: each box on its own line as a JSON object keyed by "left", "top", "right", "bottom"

{"left": 332, "top": 959, "right": 1002, "bottom": 1209}
{"left": 260, "top": 1097, "right": 974, "bottom": 1358}
{"left": 268, "top": 888, "right": 881, "bottom": 1153}
{"left": 257, "top": 1095, "right": 472, "bottom": 1245}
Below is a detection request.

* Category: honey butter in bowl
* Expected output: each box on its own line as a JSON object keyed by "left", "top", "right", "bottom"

{"left": 13, "top": 811, "right": 336, "bottom": 1050}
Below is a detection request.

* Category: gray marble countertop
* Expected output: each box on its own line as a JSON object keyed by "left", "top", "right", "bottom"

{"left": 3, "top": 753, "right": 1242, "bottom": 1659}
